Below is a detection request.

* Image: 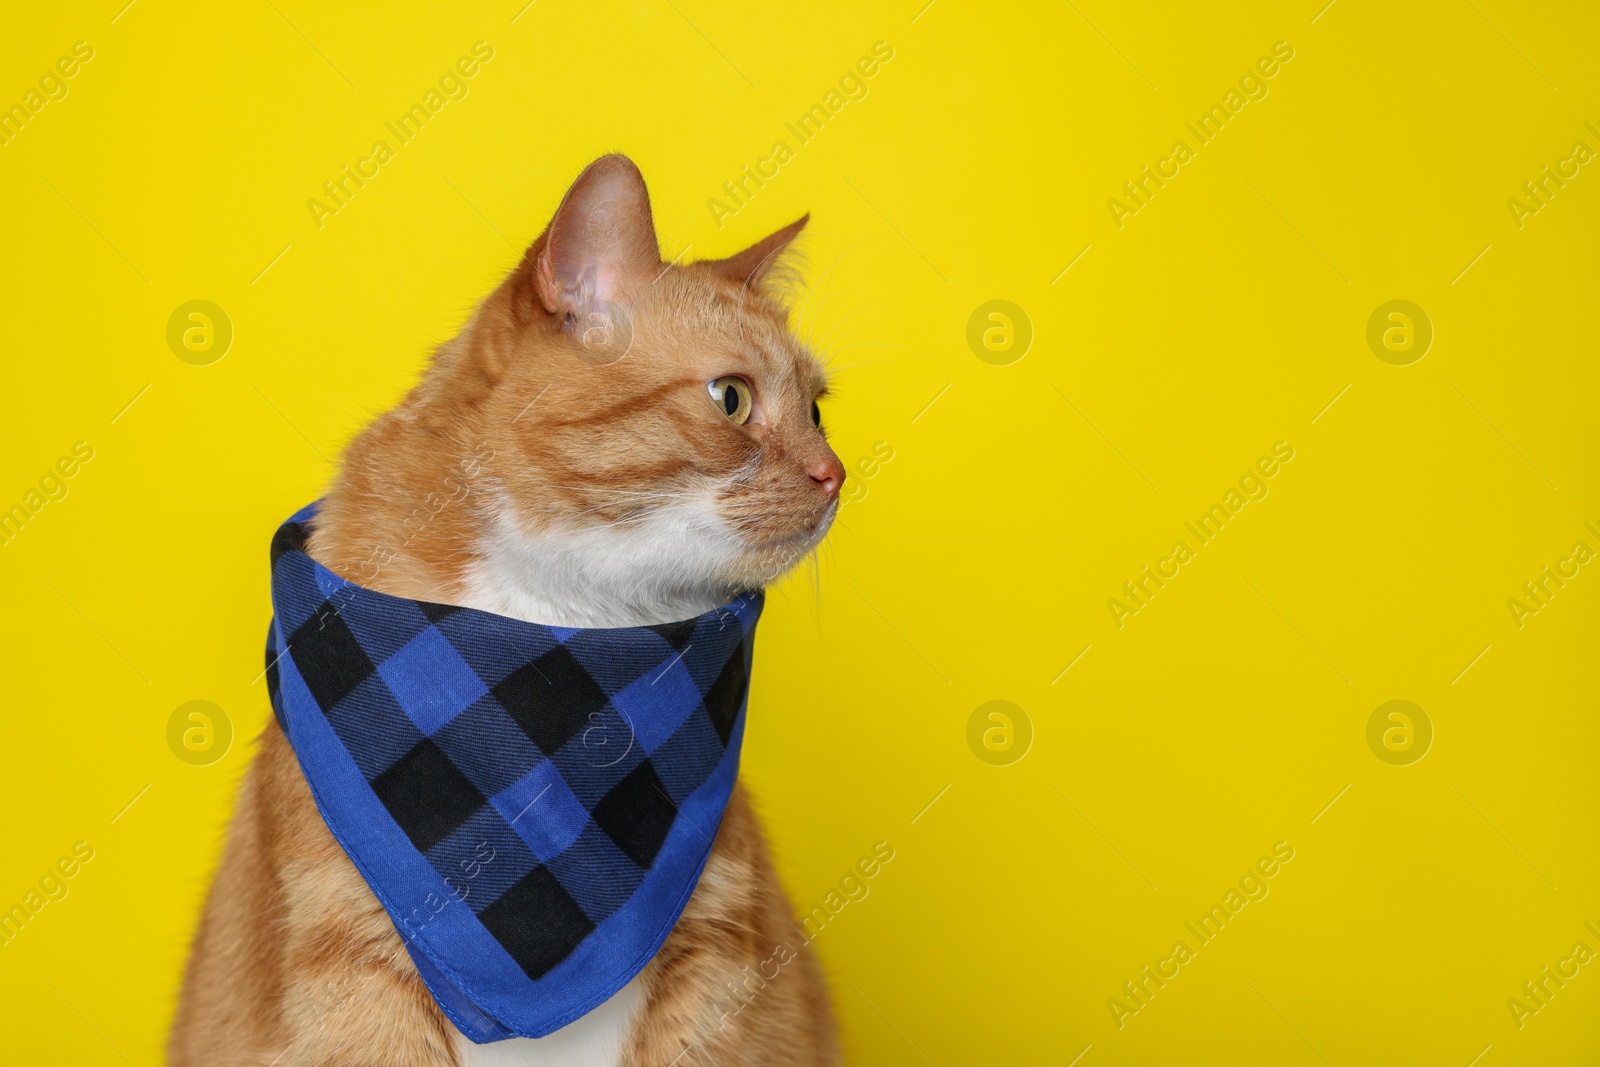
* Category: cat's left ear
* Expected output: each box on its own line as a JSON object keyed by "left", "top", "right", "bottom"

{"left": 702, "top": 214, "right": 809, "bottom": 292}
{"left": 534, "top": 154, "right": 662, "bottom": 316}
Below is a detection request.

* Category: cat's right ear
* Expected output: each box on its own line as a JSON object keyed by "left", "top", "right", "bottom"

{"left": 702, "top": 213, "right": 809, "bottom": 293}
{"left": 534, "top": 155, "right": 662, "bottom": 317}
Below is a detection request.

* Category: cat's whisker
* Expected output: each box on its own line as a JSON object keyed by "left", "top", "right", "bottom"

{"left": 796, "top": 278, "right": 857, "bottom": 327}
{"left": 793, "top": 240, "right": 863, "bottom": 340}
{"left": 543, "top": 484, "right": 710, "bottom": 501}
{"left": 823, "top": 358, "right": 897, "bottom": 374}
{"left": 805, "top": 289, "right": 873, "bottom": 336}
{"left": 809, "top": 301, "right": 881, "bottom": 365}
{"left": 827, "top": 342, "right": 912, "bottom": 355}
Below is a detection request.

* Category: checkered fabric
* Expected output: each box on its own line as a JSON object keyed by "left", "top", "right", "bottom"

{"left": 263, "top": 502, "right": 761, "bottom": 1041}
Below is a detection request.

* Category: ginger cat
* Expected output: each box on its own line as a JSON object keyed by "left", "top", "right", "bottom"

{"left": 169, "top": 155, "right": 843, "bottom": 1067}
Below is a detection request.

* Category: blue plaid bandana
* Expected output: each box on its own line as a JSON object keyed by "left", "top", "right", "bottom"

{"left": 263, "top": 503, "right": 761, "bottom": 1042}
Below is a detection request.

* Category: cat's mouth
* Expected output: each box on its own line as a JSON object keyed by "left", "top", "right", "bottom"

{"left": 743, "top": 499, "right": 838, "bottom": 559}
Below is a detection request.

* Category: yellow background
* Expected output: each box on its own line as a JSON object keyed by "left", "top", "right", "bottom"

{"left": 2, "top": 0, "right": 1597, "bottom": 1063}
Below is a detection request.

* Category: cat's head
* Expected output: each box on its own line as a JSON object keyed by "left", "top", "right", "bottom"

{"left": 441, "top": 155, "right": 843, "bottom": 622}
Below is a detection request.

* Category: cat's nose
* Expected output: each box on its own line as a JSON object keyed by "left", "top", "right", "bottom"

{"left": 809, "top": 453, "right": 844, "bottom": 500}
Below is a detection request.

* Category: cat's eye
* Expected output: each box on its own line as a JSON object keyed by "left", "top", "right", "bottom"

{"left": 709, "top": 376, "right": 753, "bottom": 425}
{"left": 810, "top": 400, "right": 822, "bottom": 428}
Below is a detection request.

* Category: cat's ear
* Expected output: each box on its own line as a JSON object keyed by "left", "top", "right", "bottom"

{"left": 702, "top": 214, "right": 809, "bottom": 292}
{"left": 534, "top": 155, "right": 661, "bottom": 315}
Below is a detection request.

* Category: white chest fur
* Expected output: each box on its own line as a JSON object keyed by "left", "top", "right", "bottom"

{"left": 460, "top": 495, "right": 743, "bottom": 629}
{"left": 455, "top": 975, "right": 644, "bottom": 1067}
